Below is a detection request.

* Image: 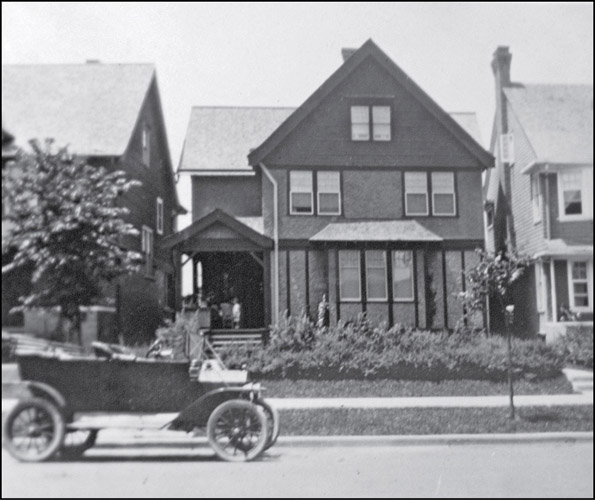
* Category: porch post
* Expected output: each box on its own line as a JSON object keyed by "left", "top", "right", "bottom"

{"left": 549, "top": 258, "right": 558, "bottom": 323}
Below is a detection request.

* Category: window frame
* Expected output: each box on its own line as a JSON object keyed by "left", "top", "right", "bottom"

{"left": 557, "top": 168, "right": 593, "bottom": 221}
{"left": 317, "top": 171, "right": 341, "bottom": 216}
{"left": 404, "top": 172, "right": 429, "bottom": 216}
{"left": 350, "top": 104, "right": 392, "bottom": 142}
{"left": 141, "top": 225, "right": 154, "bottom": 277}
{"left": 338, "top": 250, "right": 362, "bottom": 302}
{"left": 431, "top": 172, "right": 456, "bottom": 216}
{"left": 531, "top": 174, "right": 542, "bottom": 223}
{"left": 289, "top": 170, "right": 314, "bottom": 215}
{"left": 392, "top": 250, "right": 415, "bottom": 302}
{"left": 156, "top": 197, "right": 164, "bottom": 235}
{"left": 365, "top": 250, "right": 388, "bottom": 302}
{"left": 535, "top": 261, "right": 545, "bottom": 313}
{"left": 567, "top": 260, "right": 593, "bottom": 312}
{"left": 142, "top": 124, "right": 151, "bottom": 167}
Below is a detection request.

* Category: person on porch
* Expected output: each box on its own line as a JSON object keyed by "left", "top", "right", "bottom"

{"left": 232, "top": 297, "right": 242, "bottom": 329}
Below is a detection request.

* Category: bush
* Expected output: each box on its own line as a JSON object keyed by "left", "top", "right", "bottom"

{"left": 219, "top": 313, "right": 565, "bottom": 381}
{"left": 554, "top": 325, "right": 594, "bottom": 370}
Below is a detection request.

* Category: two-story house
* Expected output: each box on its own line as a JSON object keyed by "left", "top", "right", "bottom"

{"left": 486, "top": 46, "right": 593, "bottom": 341}
{"left": 2, "top": 62, "right": 185, "bottom": 344}
{"left": 165, "top": 40, "right": 493, "bottom": 332}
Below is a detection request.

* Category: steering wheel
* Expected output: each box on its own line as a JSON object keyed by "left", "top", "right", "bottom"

{"left": 91, "top": 341, "right": 116, "bottom": 359}
{"left": 145, "top": 338, "right": 164, "bottom": 358}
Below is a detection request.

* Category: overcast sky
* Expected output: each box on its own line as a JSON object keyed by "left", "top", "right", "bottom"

{"left": 2, "top": 2, "right": 593, "bottom": 165}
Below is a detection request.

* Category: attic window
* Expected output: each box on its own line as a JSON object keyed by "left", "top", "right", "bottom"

{"left": 350, "top": 105, "right": 391, "bottom": 141}
{"left": 142, "top": 124, "right": 151, "bottom": 166}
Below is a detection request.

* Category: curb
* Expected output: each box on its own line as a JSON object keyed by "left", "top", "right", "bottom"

{"left": 88, "top": 431, "right": 594, "bottom": 449}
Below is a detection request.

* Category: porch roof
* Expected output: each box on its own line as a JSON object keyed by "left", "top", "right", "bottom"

{"left": 534, "top": 240, "right": 593, "bottom": 258}
{"left": 309, "top": 220, "right": 443, "bottom": 243}
{"left": 160, "top": 209, "right": 272, "bottom": 251}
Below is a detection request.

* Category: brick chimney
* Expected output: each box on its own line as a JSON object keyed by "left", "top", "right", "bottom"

{"left": 341, "top": 48, "right": 357, "bottom": 62}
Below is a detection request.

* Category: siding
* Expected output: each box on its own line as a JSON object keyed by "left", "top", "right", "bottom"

{"left": 549, "top": 175, "right": 594, "bottom": 245}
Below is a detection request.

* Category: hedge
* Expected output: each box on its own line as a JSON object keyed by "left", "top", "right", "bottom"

{"left": 218, "top": 314, "right": 565, "bottom": 381}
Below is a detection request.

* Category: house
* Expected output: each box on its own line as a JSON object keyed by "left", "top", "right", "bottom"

{"left": 2, "top": 62, "right": 185, "bottom": 344}
{"left": 486, "top": 46, "right": 593, "bottom": 341}
{"left": 165, "top": 40, "right": 493, "bottom": 332}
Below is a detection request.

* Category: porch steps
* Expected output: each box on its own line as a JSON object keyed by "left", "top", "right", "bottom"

{"left": 563, "top": 368, "right": 593, "bottom": 394}
{"left": 205, "top": 328, "right": 268, "bottom": 352}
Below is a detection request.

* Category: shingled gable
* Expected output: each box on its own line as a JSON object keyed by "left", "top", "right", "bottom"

{"left": 248, "top": 39, "right": 493, "bottom": 169}
{"left": 160, "top": 209, "right": 272, "bottom": 250}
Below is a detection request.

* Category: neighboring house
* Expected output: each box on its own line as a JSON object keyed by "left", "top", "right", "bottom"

{"left": 486, "top": 46, "right": 593, "bottom": 341}
{"left": 2, "top": 62, "right": 185, "bottom": 343}
{"left": 165, "top": 40, "right": 493, "bottom": 332}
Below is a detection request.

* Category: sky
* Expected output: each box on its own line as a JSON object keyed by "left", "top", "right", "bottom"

{"left": 2, "top": 2, "right": 593, "bottom": 165}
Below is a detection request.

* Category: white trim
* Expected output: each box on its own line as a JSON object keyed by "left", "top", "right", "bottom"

{"left": 289, "top": 171, "right": 314, "bottom": 215}
{"left": 567, "top": 259, "right": 593, "bottom": 313}
{"left": 156, "top": 197, "right": 164, "bottom": 235}
{"left": 392, "top": 250, "right": 415, "bottom": 302}
{"left": 531, "top": 174, "right": 542, "bottom": 223}
{"left": 550, "top": 260, "right": 557, "bottom": 323}
{"left": 431, "top": 172, "right": 456, "bottom": 216}
{"left": 182, "top": 170, "right": 256, "bottom": 176}
{"left": 339, "top": 250, "right": 361, "bottom": 302}
{"left": 404, "top": 172, "right": 429, "bottom": 216}
{"left": 317, "top": 171, "right": 341, "bottom": 216}
{"left": 365, "top": 250, "right": 388, "bottom": 302}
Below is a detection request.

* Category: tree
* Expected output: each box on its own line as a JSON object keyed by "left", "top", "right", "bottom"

{"left": 2, "top": 139, "right": 143, "bottom": 344}
{"left": 459, "top": 249, "right": 533, "bottom": 419}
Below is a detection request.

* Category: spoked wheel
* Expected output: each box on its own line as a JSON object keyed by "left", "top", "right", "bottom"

{"left": 60, "top": 429, "right": 98, "bottom": 459}
{"left": 207, "top": 399, "right": 270, "bottom": 462}
{"left": 256, "top": 399, "right": 280, "bottom": 451}
{"left": 3, "top": 398, "right": 65, "bottom": 462}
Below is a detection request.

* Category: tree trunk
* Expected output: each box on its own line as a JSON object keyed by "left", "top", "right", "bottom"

{"left": 500, "top": 296, "right": 515, "bottom": 420}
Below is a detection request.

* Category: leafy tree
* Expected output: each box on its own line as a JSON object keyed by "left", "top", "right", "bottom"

{"left": 2, "top": 139, "right": 143, "bottom": 344}
{"left": 459, "top": 249, "right": 533, "bottom": 419}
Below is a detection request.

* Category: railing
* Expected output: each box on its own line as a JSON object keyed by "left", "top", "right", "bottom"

{"left": 3, "top": 332, "right": 86, "bottom": 357}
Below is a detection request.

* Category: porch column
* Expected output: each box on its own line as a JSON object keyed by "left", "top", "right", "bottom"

{"left": 549, "top": 258, "right": 558, "bottom": 323}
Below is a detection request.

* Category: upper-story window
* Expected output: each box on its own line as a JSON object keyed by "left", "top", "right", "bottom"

{"left": 350, "top": 105, "right": 391, "bottom": 141}
{"left": 558, "top": 168, "right": 593, "bottom": 221}
{"left": 156, "top": 197, "right": 164, "bottom": 235}
{"left": 317, "top": 171, "right": 341, "bottom": 215}
{"left": 142, "top": 124, "right": 151, "bottom": 166}
{"left": 404, "top": 172, "right": 429, "bottom": 216}
{"left": 141, "top": 225, "right": 154, "bottom": 277}
{"left": 431, "top": 172, "right": 456, "bottom": 216}
{"left": 289, "top": 171, "right": 313, "bottom": 215}
{"left": 531, "top": 174, "right": 542, "bottom": 223}
{"left": 568, "top": 260, "right": 592, "bottom": 311}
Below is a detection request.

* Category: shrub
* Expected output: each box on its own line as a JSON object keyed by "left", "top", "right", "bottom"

{"left": 554, "top": 325, "right": 594, "bottom": 370}
{"left": 218, "top": 313, "right": 565, "bottom": 381}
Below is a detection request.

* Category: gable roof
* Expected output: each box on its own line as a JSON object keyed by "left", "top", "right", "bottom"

{"left": 160, "top": 209, "right": 272, "bottom": 250}
{"left": 2, "top": 63, "right": 155, "bottom": 156}
{"left": 310, "top": 220, "right": 442, "bottom": 242}
{"left": 248, "top": 39, "right": 493, "bottom": 169}
{"left": 178, "top": 106, "right": 295, "bottom": 173}
{"left": 504, "top": 84, "right": 593, "bottom": 164}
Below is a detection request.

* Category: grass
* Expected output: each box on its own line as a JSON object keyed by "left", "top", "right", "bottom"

{"left": 262, "top": 376, "right": 574, "bottom": 398}
{"left": 278, "top": 406, "right": 593, "bottom": 435}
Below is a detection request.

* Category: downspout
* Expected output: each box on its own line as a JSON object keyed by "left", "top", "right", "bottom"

{"left": 259, "top": 163, "right": 279, "bottom": 325}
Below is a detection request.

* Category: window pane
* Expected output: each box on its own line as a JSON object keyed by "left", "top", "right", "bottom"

{"left": 433, "top": 193, "right": 455, "bottom": 215}
{"left": 291, "top": 193, "right": 312, "bottom": 213}
{"left": 290, "top": 171, "right": 312, "bottom": 191}
{"left": 367, "top": 269, "right": 387, "bottom": 300}
{"left": 319, "top": 193, "right": 340, "bottom": 214}
{"left": 339, "top": 251, "right": 361, "bottom": 300}
{"left": 405, "top": 172, "right": 427, "bottom": 193}
{"left": 373, "top": 123, "right": 391, "bottom": 141}
{"left": 564, "top": 190, "right": 582, "bottom": 215}
{"left": 317, "top": 171, "right": 340, "bottom": 192}
{"left": 372, "top": 106, "right": 391, "bottom": 124}
{"left": 351, "top": 123, "right": 369, "bottom": 141}
{"left": 573, "top": 283, "right": 588, "bottom": 296}
{"left": 406, "top": 193, "right": 428, "bottom": 215}
{"left": 572, "top": 262, "right": 587, "bottom": 280}
{"left": 351, "top": 106, "right": 369, "bottom": 123}
{"left": 393, "top": 251, "right": 413, "bottom": 300}
{"left": 431, "top": 172, "right": 454, "bottom": 192}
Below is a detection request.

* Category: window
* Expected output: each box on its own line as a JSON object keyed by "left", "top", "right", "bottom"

{"left": 558, "top": 169, "right": 593, "bottom": 220}
{"left": 141, "top": 226, "right": 154, "bottom": 276}
{"left": 431, "top": 172, "right": 456, "bottom": 216}
{"left": 531, "top": 174, "right": 542, "bottom": 223}
{"left": 405, "top": 172, "right": 429, "bottom": 215}
{"left": 350, "top": 105, "right": 391, "bottom": 141}
{"left": 486, "top": 204, "right": 494, "bottom": 228}
{"left": 568, "top": 261, "right": 592, "bottom": 311}
{"left": 499, "top": 133, "right": 514, "bottom": 163}
{"left": 339, "top": 250, "right": 361, "bottom": 301}
{"left": 317, "top": 171, "right": 341, "bottom": 215}
{"left": 392, "top": 251, "right": 414, "bottom": 301}
{"left": 142, "top": 125, "right": 151, "bottom": 166}
{"left": 366, "top": 251, "right": 387, "bottom": 301}
{"left": 156, "top": 197, "right": 164, "bottom": 235}
{"left": 289, "top": 171, "right": 313, "bottom": 215}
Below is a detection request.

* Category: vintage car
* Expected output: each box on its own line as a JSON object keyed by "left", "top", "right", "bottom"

{"left": 2, "top": 338, "right": 279, "bottom": 463}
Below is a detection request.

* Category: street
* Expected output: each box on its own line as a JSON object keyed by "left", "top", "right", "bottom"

{"left": 2, "top": 440, "right": 593, "bottom": 498}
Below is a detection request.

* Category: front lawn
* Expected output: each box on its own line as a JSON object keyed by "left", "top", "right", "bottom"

{"left": 262, "top": 376, "right": 574, "bottom": 398}
{"left": 278, "top": 406, "right": 593, "bottom": 435}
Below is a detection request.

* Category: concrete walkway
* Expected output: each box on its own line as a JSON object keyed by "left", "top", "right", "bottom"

{"left": 563, "top": 367, "right": 593, "bottom": 394}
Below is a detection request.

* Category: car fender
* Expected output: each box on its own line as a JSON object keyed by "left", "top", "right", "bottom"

{"left": 169, "top": 386, "right": 259, "bottom": 431}
{"left": 23, "top": 381, "right": 67, "bottom": 410}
